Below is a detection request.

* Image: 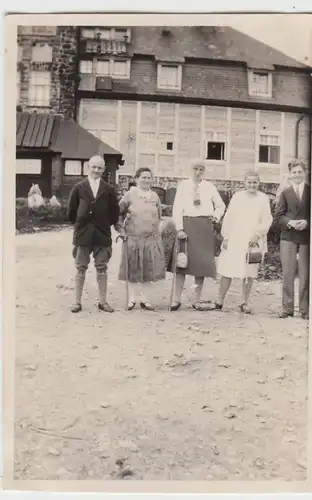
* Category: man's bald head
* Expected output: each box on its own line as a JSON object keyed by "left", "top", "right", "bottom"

{"left": 88, "top": 155, "right": 105, "bottom": 180}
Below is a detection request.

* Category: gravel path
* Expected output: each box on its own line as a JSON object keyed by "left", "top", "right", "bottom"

{"left": 14, "top": 228, "right": 308, "bottom": 481}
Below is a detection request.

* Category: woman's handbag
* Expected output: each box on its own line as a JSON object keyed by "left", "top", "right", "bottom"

{"left": 176, "top": 240, "right": 188, "bottom": 269}
{"left": 246, "top": 244, "right": 263, "bottom": 265}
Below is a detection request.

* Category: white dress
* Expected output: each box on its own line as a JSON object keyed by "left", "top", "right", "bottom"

{"left": 217, "top": 190, "right": 273, "bottom": 279}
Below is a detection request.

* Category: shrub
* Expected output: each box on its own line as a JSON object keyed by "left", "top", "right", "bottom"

{"left": 16, "top": 197, "right": 69, "bottom": 232}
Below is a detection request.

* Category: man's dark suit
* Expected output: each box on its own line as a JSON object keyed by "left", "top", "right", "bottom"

{"left": 67, "top": 177, "right": 119, "bottom": 249}
{"left": 275, "top": 183, "right": 310, "bottom": 315}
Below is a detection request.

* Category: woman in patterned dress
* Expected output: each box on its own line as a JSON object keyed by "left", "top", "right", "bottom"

{"left": 116, "top": 168, "right": 166, "bottom": 311}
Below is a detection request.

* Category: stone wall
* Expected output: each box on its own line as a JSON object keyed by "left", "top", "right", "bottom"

{"left": 17, "top": 26, "right": 78, "bottom": 118}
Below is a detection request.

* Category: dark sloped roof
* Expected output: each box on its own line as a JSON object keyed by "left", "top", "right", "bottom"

{"left": 16, "top": 112, "right": 55, "bottom": 148}
{"left": 16, "top": 112, "right": 122, "bottom": 161}
{"left": 128, "top": 26, "right": 308, "bottom": 70}
{"left": 51, "top": 118, "right": 121, "bottom": 159}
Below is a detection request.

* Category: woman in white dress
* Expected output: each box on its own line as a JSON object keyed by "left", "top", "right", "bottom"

{"left": 216, "top": 171, "right": 273, "bottom": 313}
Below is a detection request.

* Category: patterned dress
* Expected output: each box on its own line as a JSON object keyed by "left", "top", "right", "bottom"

{"left": 118, "top": 187, "right": 166, "bottom": 283}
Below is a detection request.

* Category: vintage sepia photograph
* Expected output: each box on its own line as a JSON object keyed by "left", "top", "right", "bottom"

{"left": 6, "top": 13, "right": 311, "bottom": 489}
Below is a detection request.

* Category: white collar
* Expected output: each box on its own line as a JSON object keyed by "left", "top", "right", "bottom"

{"left": 88, "top": 176, "right": 100, "bottom": 184}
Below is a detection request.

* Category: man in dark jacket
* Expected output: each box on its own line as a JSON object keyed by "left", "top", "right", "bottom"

{"left": 275, "top": 159, "right": 310, "bottom": 319}
{"left": 67, "top": 155, "right": 120, "bottom": 313}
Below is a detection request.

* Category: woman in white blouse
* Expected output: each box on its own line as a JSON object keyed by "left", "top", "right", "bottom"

{"left": 216, "top": 170, "right": 273, "bottom": 313}
{"left": 170, "top": 160, "right": 225, "bottom": 311}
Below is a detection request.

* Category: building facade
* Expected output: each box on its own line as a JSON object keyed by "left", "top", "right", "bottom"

{"left": 17, "top": 25, "right": 312, "bottom": 189}
{"left": 16, "top": 26, "right": 123, "bottom": 197}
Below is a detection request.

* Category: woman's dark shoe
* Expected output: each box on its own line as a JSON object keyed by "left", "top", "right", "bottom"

{"left": 127, "top": 301, "right": 136, "bottom": 311}
{"left": 215, "top": 302, "right": 223, "bottom": 310}
{"left": 71, "top": 303, "right": 82, "bottom": 313}
{"left": 170, "top": 301, "right": 181, "bottom": 311}
{"left": 140, "top": 301, "right": 155, "bottom": 311}
{"left": 98, "top": 302, "right": 114, "bottom": 313}
{"left": 278, "top": 311, "right": 294, "bottom": 319}
{"left": 192, "top": 301, "right": 216, "bottom": 311}
{"left": 301, "top": 312, "right": 309, "bottom": 320}
{"left": 239, "top": 303, "right": 252, "bottom": 314}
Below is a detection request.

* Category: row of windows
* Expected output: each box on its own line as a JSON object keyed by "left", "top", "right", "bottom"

{"left": 81, "top": 27, "right": 130, "bottom": 41}
{"left": 80, "top": 58, "right": 272, "bottom": 96}
{"left": 16, "top": 159, "right": 89, "bottom": 176}
{"left": 17, "top": 56, "right": 272, "bottom": 98}
{"left": 16, "top": 135, "right": 281, "bottom": 177}
{"left": 80, "top": 59, "right": 130, "bottom": 79}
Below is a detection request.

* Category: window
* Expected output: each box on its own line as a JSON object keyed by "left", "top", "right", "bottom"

{"left": 80, "top": 60, "right": 93, "bottom": 74}
{"left": 65, "top": 160, "right": 83, "bottom": 176}
{"left": 81, "top": 28, "right": 95, "bottom": 38}
{"left": 83, "top": 161, "right": 89, "bottom": 176}
{"left": 248, "top": 70, "right": 272, "bottom": 98}
{"left": 157, "top": 64, "right": 182, "bottom": 90}
{"left": 28, "top": 71, "right": 51, "bottom": 107}
{"left": 112, "top": 60, "right": 129, "bottom": 78}
{"left": 207, "top": 142, "right": 225, "bottom": 161}
{"left": 258, "top": 134, "right": 280, "bottom": 164}
{"left": 16, "top": 158, "right": 41, "bottom": 174}
{"left": 206, "top": 131, "right": 227, "bottom": 161}
{"left": 114, "top": 28, "right": 129, "bottom": 40}
{"left": 31, "top": 43, "right": 53, "bottom": 63}
{"left": 16, "top": 71, "right": 21, "bottom": 103}
{"left": 97, "top": 29, "right": 111, "bottom": 39}
{"left": 96, "top": 60, "right": 110, "bottom": 76}
{"left": 140, "top": 131, "right": 156, "bottom": 151}
{"left": 159, "top": 133, "right": 174, "bottom": 152}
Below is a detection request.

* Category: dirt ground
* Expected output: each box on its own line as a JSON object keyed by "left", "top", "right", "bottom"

{"left": 14, "top": 227, "right": 308, "bottom": 481}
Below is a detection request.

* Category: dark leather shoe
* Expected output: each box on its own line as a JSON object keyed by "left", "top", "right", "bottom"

{"left": 278, "top": 311, "right": 294, "bottom": 318}
{"left": 71, "top": 303, "right": 82, "bottom": 313}
{"left": 98, "top": 302, "right": 114, "bottom": 313}
{"left": 140, "top": 302, "right": 155, "bottom": 311}
{"left": 170, "top": 301, "right": 181, "bottom": 311}
{"left": 301, "top": 313, "right": 309, "bottom": 320}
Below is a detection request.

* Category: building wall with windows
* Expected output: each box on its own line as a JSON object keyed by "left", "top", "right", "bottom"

{"left": 16, "top": 25, "right": 311, "bottom": 186}
{"left": 17, "top": 25, "right": 78, "bottom": 118}
{"left": 76, "top": 26, "right": 311, "bottom": 185}
{"left": 78, "top": 99, "right": 310, "bottom": 184}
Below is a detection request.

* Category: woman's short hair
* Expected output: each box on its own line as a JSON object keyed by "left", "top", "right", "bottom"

{"left": 244, "top": 170, "right": 260, "bottom": 181}
{"left": 190, "top": 159, "right": 206, "bottom": 170}
{"left": 288, "top": 159, "right": 306, "bottom": 172}
{"left": 134, "top": 167, "right": 153, "bottom": 179}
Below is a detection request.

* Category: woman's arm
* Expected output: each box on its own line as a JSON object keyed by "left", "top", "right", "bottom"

{"left": 220, "top": 193, "right": 237, "bottom": 239}
{"left": 155, "top": 193, "right": 162, "bottom": 220}
{"left": 172, "top": 182, "right": 185, "bottom": 232}
{"left": 114, "top": 191, "right": 130, "bottom": 234}
{"left": 211, "top": 185, "right": 226, "bottom": 221}
{"left": 255, "top": 195, "right": 273, "bottom": 237}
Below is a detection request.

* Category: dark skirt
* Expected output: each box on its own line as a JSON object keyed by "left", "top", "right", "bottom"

{"left": 168, "top": 216, "right": 216, "bottom": 278}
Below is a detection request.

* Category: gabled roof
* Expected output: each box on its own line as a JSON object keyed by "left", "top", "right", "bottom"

{"left": 16, "top": 112, "right": 122, "bottom": 161}
{"left": 128, "top": 26, "right": 309, "bottom": 70}
{"left": 51, "top": 117, "right": 121, "bottom": 159}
